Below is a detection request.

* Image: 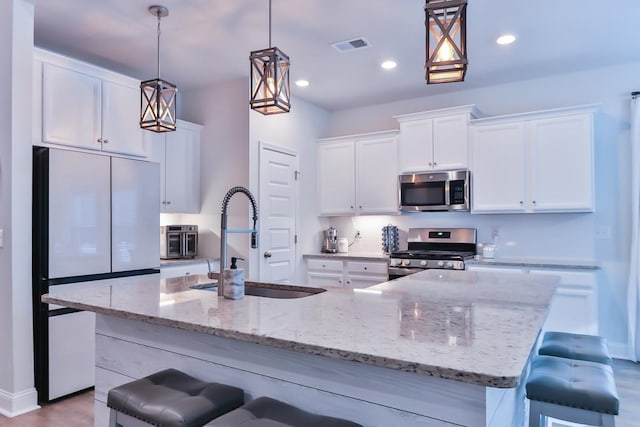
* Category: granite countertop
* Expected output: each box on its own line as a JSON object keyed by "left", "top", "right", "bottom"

{"left": 303, "top": 252, "right": 389, "bottom": 261}
{"left": 42, "top": 269, "right": 557, "bottom": 389}
{"left": 466, "top": 257, "right": 599, "bottom": 270}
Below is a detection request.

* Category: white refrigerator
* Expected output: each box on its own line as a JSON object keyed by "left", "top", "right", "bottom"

{"left": 32, "top": 146, "right": 160, "bottom": 402}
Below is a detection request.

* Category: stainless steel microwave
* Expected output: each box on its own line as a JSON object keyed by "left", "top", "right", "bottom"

{"left": 398, "top": 170, "right": 470, "bottom": 212}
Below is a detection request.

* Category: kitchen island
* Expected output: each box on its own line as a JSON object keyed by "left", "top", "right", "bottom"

{"left": 43, "top": 270, "right": 558, "bottom": 427}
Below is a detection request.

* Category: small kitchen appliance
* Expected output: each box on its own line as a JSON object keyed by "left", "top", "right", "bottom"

{"left": 161, "top": 225, "right": 198, "bottom": 259}
{"left": 398, "top": 169, "right": 470, "bottom": 212}
{"left": 388, "top": 227, "right": 476, "bottom": 280}
{"left": 322, "top": 227, "right": 338, "bottom": 253}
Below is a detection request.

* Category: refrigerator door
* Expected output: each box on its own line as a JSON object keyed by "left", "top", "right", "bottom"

{"left": 48, "top": 149, "right": 111, "bottom": 279}
{"left": 111, "top": 157, "right": 160, "bottom": 272}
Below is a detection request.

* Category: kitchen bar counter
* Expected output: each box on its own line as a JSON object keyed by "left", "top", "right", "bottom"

{"left": 44, "top": 270, "right": 558, "bottom": 426}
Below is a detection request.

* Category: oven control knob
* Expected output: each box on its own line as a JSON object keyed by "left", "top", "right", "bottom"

{"left": 402, "top": 260, "right": 411, "bottom": 267}
{"left": 420, "top": 260, "right": 427, "bottom": 266}
{"left": 446, "top": 261, "right": 454, "bottom": 268}
{"left": 437, "top": 260, "right": 444, "bottom": 267}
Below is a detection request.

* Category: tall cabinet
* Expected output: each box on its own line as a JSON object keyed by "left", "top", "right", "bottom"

{"left": 317, "top": 130, "right": 399, "bottom": 216}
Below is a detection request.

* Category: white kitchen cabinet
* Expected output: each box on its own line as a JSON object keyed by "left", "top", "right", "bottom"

{"left": 394, "top": 105, "right": 479, "bottom": 172}
{"left": 470, "top": 105, "right": 596, "bottom": 214}
{"left": 317, "top": 130, "right": 398, "bottom": 216}
{"left": 37, "top": 49, "right": 146, "bottom": 157}
{"left": 160, "top": 260, "right": 211, "bottom": 279}
{"left": 467, "top": 264, "right": 598, "bottom": 335}
{"left": 305, "top": 257, "right": 388, "bottom": 288}
{"left": 147, "top": 120, "right": 202, "bottom": 214}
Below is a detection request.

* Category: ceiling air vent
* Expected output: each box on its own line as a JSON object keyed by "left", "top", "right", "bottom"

{"left": 331, "top": 37, "right": 371, "bottom": 53}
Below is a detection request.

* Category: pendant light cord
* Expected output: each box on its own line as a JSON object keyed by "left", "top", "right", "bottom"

{"left": 268, "top": 0, "right": 272, "bottom": 48}
{"left": 156, "top": 11, "right": 162, "bottom": 78}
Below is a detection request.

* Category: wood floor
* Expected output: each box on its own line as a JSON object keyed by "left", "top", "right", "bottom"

{"left": 1, "top": 359, "right": 639, "bottom": 426}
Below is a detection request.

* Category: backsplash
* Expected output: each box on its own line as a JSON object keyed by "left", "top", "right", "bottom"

{"left": 328, "top": 212, "right": 598, "bottom": 261}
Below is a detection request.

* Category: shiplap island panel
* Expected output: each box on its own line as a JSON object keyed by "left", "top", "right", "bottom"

{"left": 44, "top": 270, "right": 558, "bottom": 427}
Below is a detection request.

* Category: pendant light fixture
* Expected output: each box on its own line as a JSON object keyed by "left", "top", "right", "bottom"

{"left": 249, "top": 0, "right": 291, "bottom": 115}
{"left": 424, "top": 0, "right": 468, "bottom": 84}
{"left": 140, "top": 5, "right": 177, "bottom": 132}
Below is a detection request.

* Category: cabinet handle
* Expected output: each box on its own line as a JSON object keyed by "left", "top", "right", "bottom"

{"left": 103, "top": 138, "right": 109, "bottom": 144}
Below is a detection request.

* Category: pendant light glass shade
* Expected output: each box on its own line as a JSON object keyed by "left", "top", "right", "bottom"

{"left": 250, "top": 0, "right": 291, "bottom": 115}
{"left": 425, "top": 0, "right": 468, "bottom": 84}
{"left": 140, "top": 5, "right": 177, "bottom": 132}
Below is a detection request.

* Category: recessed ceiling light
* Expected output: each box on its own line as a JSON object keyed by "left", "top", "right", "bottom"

{"left": 496, "top": 34, "right": 516, "bottom": 45}
{"left": 295, "top": 80, "right": 309, "bottom": 87}
{"left": 381, "top": 60, "right": 397, "bottom": 70}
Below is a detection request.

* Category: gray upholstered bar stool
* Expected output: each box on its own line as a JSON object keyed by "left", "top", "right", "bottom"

{"left": 204, "top": 396, "right": 363, "bottom": 427}
{"left": 538, "top": 331, "right": 612, "bottom": 365}
{"left": 107, "top": 368, "right": 245, "bottom": 427}
{"left": 526, "top": 355, "right": 619, "bottom": 427}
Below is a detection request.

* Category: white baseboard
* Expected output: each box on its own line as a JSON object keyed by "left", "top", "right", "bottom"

{"left": 0, "top": 387, "right": 40, "bottom": 418}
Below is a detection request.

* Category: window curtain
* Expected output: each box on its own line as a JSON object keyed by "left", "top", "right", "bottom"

{"left": 628, "top": 92, "right": 640, "bottom": 361}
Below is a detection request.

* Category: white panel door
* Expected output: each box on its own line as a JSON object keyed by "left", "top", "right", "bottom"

{"left": 48, "top": 149, "right": 111, "bottom": 278}
{"left": 529, "top": 114, "right": 594, "bottom": 212}
{"left": 42, "top": 63, "right": 101, "bottom": 150}
{"left": 259, "top": 145, "right": 297, "bottom": 283}
{"left": 48, "top": 311, "right": 96, "bottom": 400}
{"left": 101, "top": 80, "right": 146, "bottom": 157}
{"left": 471, "top": 122, "right": 528, "bottom": 213}
{"left": 317, "top": 140, "right": 356, "bottom": 215}
{"left": 111, "top": 157, "right": 160, "bottom": 272}
{"left": 356, "top": 135, "right": 399, "bottom": 214}
{"left": 432, "top": 114, "right": 469, "bottom": 170}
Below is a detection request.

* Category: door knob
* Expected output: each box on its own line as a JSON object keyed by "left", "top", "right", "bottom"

{"left": 263, "top": 251, "right": 272, "bottom": 258}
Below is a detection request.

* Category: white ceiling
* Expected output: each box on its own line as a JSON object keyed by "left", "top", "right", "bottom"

{"left": 28, "top": 0, "right": 640, "bottom": 111}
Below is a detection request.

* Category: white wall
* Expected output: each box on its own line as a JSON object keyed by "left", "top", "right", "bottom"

{"left": 163, "top": 78, "right": 251, "bottom": 273}
{"left": 323, "top": 62, "right": 640, "bottom": 356}
{"left": 249, "top": 97, "right": 331, "bottom": 282}
{"left": 0, "top": 0, "right": 38, "bottom": 416}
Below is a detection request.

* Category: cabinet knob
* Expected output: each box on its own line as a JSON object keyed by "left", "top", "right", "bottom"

{"left": 97, "top": 138, "right": 102, "bottom": 143}
{"left": 433, "top": 162, "right": 437, "bottom": 166}
{"left": 166, "top": 201, "right": 171, "bottom": 205}
{"left": 428, "top": 162, "right": 432, "bottom": 166}
{"left": 103, "top": 139, "right": 109, "bottom": 144}
{"left": 364, "top": 266, "right": 368, "bottom": 270}
{"left": 532, "top": 200, "right": 537, "bottom": 205}
{"left": 519, "top": 201, "right": 524, "bottom": 205}
{"left": 322, "top": 264, "right": 326, "bottom": 268}
{"left": 359, "top": 205, "right": 362, "bottom": 209}
{"left": 263, "top": 251, "right": 272, "bottom": 258}
{"left": 338, "top": 280, "right": 342, "bottom": 284}
{"left": 162, "top": 201, "right": 166, "bottom": 205}
{"left": 350, "top": 205, "right": 354, "bottom": 209}
{"left": 346, "top": 280, "right": 351, "bottom": 284}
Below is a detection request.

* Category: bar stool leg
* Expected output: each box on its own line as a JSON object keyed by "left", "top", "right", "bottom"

{"left": 529, "top": 400, "right": 541, "bottom": 427}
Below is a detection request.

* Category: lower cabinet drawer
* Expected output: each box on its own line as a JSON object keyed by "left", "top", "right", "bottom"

{"left": 347, "top": 260, "right": 388, "bottom": 275}
{"left": 306, "top": 272, "right": 343, "bottom": 287}
{"left": 306, "top": 258, "right": 344, "bottom": 273}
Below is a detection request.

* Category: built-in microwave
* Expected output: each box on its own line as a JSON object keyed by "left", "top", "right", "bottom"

{"left": 161, "top": 225, "right": 198, "bottom": 259}
{"left": 398, "top": 169, "right": 470, "bottom": 212}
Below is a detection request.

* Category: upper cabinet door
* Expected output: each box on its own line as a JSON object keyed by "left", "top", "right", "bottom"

{"left": 164, "top": 123, "right": 201, "bottom": 214}
{"left": 317, "top": 140, "right": 356, "bottom": 216}
{"left": 432, "top": 115, "right": 469, "bottom": 170}
{"left": 398, "top": 119, "right": 434, "bottom": 172}
{"left": 471, "top": 122, "right": 528, "bottom": 213}
{"left": 529, "top": 114, "right": 594, "bottom": 212}
{"left": 42, "top": 63, "right": 101, "bottom": 150}
{"left": 356, "top": 135, "right": 399, "bottom": 214}
{"left": 101, "top": 81, "right": 146, "bottom": 157}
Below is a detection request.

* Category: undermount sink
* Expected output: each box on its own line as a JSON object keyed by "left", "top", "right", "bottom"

{"left": 190, "top": 281, "right": 326, "bottom": 299}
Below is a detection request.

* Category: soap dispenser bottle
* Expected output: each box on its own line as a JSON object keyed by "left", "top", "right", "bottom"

{"left": 223, "top": 257, "right": 245, "bottom": 300}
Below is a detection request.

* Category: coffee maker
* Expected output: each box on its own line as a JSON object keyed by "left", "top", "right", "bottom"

{"left": 322, "top": 227, "right": 338, "bottom": 253}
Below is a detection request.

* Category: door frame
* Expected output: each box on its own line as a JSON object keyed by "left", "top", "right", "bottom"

{"left": 258, "top": 141, "right": 299, "bottom": 282}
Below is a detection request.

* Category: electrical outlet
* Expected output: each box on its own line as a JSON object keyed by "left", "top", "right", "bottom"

{"left": 595, "top": 226, "right": 611, "bottom": 240}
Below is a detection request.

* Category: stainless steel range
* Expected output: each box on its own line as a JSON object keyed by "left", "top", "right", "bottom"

{"left": 388, "top": 228, "right": 476, "bottom": 279}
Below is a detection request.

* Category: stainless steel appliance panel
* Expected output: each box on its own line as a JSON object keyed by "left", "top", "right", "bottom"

{"left": 399, "top": 169, "right": 470, "bottom": 212}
